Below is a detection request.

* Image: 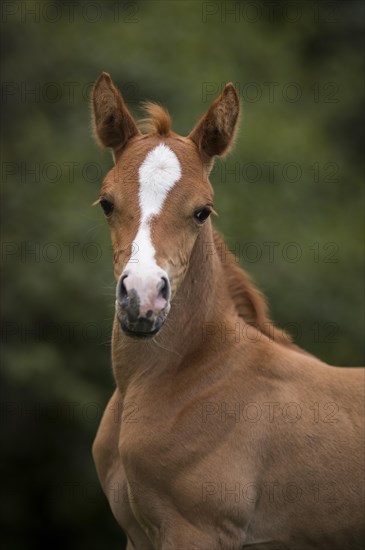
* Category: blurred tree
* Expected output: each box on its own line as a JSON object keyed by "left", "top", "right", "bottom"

{"left": 1, "top": 1, "right": 363, "bottom": 548}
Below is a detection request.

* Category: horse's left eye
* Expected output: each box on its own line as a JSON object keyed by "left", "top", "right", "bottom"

{"left": 100, "top": 197, "right": 114, "bottom": 217}
{"left": 194, "top": 207, "right": 211, "bottom": 224}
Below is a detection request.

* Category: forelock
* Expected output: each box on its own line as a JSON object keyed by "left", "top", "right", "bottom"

{"left": 138, "top": 102, "right": 172, "bottom": 137}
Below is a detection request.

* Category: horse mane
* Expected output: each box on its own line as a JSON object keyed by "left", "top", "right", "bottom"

{"left": 213, "top": 230, "right": 293, "bottom": 347}
{"left": 138, "top": 102, "right": 172, "bottom": 136}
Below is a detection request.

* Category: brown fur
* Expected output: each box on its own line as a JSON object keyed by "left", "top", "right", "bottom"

{"left": 91, "top": 74, "right": 364, "bottom": 550}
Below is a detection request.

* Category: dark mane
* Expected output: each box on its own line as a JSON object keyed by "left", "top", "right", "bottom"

{"left": 213, "top": 230, "right": 294, "bottom": 348}
{"left": 138, "top": 102, "right": 172, "bottom": 136}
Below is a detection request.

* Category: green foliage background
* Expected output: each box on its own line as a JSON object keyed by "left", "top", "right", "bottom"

{"left": 1, "top": 1, "right": 364, "bottom": 548}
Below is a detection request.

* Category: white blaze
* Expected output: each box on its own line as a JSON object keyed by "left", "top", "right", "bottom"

{"left": 126, "top": 143, "right": 181, "bottom": 274}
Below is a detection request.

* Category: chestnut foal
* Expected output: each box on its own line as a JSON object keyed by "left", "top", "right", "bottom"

{"left": 91, "top": 73, "right": 364, "bottom": 549}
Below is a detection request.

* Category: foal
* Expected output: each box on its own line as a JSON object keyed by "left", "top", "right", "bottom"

{"left": 91, "top": 73, "right": 364, "bottom": 549}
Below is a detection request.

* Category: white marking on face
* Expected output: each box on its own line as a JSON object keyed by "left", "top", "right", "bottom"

{"left": 138, "top": 143, "right": 182, "bottom": 219}
{"left": 124, "top": 143, "right": 181, "bottom": 282}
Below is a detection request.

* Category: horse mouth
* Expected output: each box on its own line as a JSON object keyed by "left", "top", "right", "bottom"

{"left": 121, "top": 324, "right": 161, "bottom": 339}
{"left": 118, "top": 316, "right": 164, "bottom": 339}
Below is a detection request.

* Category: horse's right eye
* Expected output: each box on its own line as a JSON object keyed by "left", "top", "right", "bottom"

{"left": 100, "top": 197, "right": 114, "bottom": 217}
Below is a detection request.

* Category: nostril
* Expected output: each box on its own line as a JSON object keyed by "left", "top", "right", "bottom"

{"left": 158, "top": 276, "right": 170, "bottom": 302}
{"left": 118, "top": 274, "right": 129, "bottom": 304}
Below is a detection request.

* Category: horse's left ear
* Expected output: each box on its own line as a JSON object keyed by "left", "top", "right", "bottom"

{"left": 92, "top": 72, "right": 140, "bottom": 157}
{"left": 188, "top": 83, "right": 239, "bottom": 161}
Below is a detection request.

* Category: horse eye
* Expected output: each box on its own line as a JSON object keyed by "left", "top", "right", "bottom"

{"left": 194, "top": 207, "right": 211, "bottom": 224}
{"left": 100, "top": 197, "right": 114, "bottom": 217}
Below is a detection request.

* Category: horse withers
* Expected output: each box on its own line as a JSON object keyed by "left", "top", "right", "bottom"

{"left": 91, "top": 72, "right": 364, "bottom": 549}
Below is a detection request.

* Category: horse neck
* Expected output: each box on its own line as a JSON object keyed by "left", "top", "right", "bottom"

{"left": 111, "top": 220, "right": 237, "bottom": 393}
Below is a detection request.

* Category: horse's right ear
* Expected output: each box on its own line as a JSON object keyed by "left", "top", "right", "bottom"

{"left": 92, "top": 72, "right": 140, "bottom": 157}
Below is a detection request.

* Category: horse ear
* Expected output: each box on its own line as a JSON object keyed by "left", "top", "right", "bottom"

{"left": 188, "top": 83, "right": 239, "bottom": 160}
{"left": 92, "top": 72, "right": 140, "bottom": 156}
